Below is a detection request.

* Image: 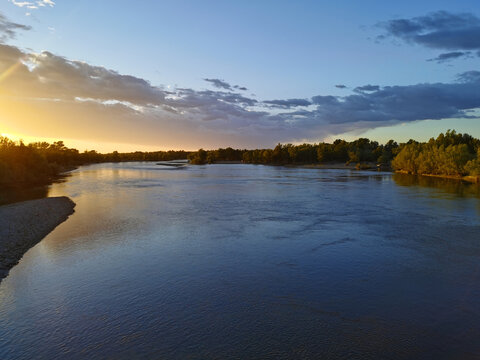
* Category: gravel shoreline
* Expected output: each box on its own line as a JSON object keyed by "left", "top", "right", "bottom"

{"left": 0, "top": 197, "right": 76, "bottom": 282}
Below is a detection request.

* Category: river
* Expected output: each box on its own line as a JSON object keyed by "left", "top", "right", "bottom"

{"left": 1, "top": 163, "right": 479, "bottom": 359}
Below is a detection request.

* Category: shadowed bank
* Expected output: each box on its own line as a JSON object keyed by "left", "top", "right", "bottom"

{"left": 0, "top": 197, "right": 75, "bottom": 281}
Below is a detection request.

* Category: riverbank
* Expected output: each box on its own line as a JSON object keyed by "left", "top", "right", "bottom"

{"left": 0, "top": 197, "right": 76, "bottom": 282}
{"left": 395, "top": 170, "right": 480, "bottom": 184}
{"left": 0, "top": 164, "right": 78, "bottom": 193}
{"left": 283, "top": 162, "right": 387, "bottom": 171}
{"left": 284, "top": 163, "right": 480, "bottom": 181}
{"left": 288, "top": 162, "right": 360, "bottom": 170}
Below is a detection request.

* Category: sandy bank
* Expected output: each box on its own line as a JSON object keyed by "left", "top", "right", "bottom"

{"left": 0, "top": 197, "right": 75, "bottom": 281}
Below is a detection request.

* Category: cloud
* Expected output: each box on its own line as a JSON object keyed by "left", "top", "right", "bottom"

{"left": 234, "top": 85, "right": 248, "bottom": 91}
{"left": 311, "top": 95, "right": 338, "bottom": 106}
{"left": 378, "top": 11, "right": 480, "bottom": 62}
{"left": 204, "top": 78, "right": 248, "bottom": 92}
{"left": 39, "top": 0, "right": 55, "bottom": 6}
{"left": 0, "top": 13, "right": 31, "bottom": 41}
{"left": 204, "top": 78, "right": 232, "bottom": 90}
{"left": 2, "top": 40, "right": 480, "bottom": 149}
{"left": 9, "top": 0, "right": 55, "bottom": 10}
{"left": 309, "top": 76, "right": 480, "bottom": 125}
{"left": 427, "top": 51, "right": 472, "bottom": 63}
{"left": 354, "top": 84, "right": 380, "bottom": 92}
{"left": 0, "top": 43, "right": 298, "bottom": 148}
{"left": 0, "top": 13, "right": 480, "bottom": 149}
{"left": 456, "top": 70, "right": 480, "bottom": 83}
{"left": 263, "top": 98, "right": 311, "bottom": 108}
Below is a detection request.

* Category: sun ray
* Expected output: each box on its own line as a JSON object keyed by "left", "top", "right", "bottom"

{"left": 0, "top": 61, "right": 22, "bottom": 84}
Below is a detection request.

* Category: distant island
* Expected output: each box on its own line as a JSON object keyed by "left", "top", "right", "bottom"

{"left": 1, "top": 130, "right": 479, "bottom": 189}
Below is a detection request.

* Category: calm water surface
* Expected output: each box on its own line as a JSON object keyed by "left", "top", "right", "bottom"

{"left": 1, "top": 163, "right": 480, "bottom": 359}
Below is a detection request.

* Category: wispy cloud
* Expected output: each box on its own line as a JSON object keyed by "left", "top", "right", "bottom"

{"left": 204, "top": 78, "right": 247, "bottom": 91}
{"left": 427, "top": 51, "right": 472, "bottom": 63}
{"left": 456, "top": 71, "right": 480, "bottom": 83}
{"left": 0, "top": 13, "right": 31, "bottom": 41}
{"left": 9, "top": 0, "right": 55, "bottom": 12}
{"left": 203, "top": 78, "right": 232, "bottom": 90}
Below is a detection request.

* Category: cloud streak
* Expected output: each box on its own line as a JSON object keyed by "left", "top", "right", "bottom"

{"left": 204, "top": 78, "right": 247, "bottom": 91}
{"left": 427, "top": 51, "right": 472, "bottom": 63}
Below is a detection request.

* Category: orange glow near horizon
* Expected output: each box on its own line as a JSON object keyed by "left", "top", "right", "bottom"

{"left": 0, "top": 131, "right": 180, "bottom": 153}
{"left": 0, "top": 93, "right": 208, "bottom": 152}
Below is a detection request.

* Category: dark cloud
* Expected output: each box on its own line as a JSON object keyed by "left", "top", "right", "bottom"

{"left": 378, "top": 11, "right": 480, "bottom": 62}
{"left": 456, "top": 70, "right": 480, "bottom": 83}
{"left": 428, "top": 51, "right": 472, "bottom": 63}
{"left": 309, "top": 77, "right": 480, "bottom": 125}
{"left": 263, "top": 98, "right": 311, "bottom": 108}
{"left": 354, "top": 85, "right": 380, "bottom": 92}
{"left": 204, "top": 78, "right": 248, "bottom": 92}
{"left": 204, "top": 78, "right": 233, "bottom": 90}
{"left": 335, "top": 84, "right": 347, "bottom": 89}
{"left": 0, "top": 13, "right": 31, "bottom": 41}
{"left": 311, "top": 95, "right": 339, "bottom": 106}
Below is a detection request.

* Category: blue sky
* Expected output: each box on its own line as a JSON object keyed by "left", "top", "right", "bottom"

{"left": 1, "top": 0, "right": 480, "bottom": 150}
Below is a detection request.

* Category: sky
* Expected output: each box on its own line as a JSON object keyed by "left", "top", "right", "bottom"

{"left": 0, "top": 0, "right": 480, "bottom": 151}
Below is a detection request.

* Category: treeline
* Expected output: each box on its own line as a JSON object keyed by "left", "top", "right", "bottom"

{"left": 188, "top": 130, "right": 480, "bottom": 179}
{"left": 188, "top": 147, "right": 244, "bottom": 164}
{"left": 188, "top": 138, "right": 399, "bottom": 166}
{"left": 2, "top": 130, "right": 480, "bottom": 187}
{"left": 392, "top": 130, "right": 480, "bottom": 177}
{"left": 0, "top": 137, "right": 188, "bottom": 187}
{"left": 77, "top": 149, "right": 189, "bottom": 164}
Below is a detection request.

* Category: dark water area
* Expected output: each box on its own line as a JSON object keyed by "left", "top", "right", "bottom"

{"left": 0, "top": 185, "right": 49, "bottom": 206}
{"left": 0, "top": 163, "right": 479, "bottom": 359}
{"left": 393, "top": 173, "right": 480, "bottom": 198}
{"left": 0, "top": 173, "right": 72, "bottom": 206}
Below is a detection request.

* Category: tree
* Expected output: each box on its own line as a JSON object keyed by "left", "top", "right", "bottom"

{"left": 188, "top": 149, "right": 208, "bottom": 164}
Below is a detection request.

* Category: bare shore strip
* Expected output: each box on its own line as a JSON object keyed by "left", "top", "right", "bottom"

{"left": 0, "top": 197, "right": 75, "bottom": 282}
{"left": 289, "top": 163, "right": 480, "bottom": 182}
{"left": 395, "top": 170, "right": 480, "bottom": 183}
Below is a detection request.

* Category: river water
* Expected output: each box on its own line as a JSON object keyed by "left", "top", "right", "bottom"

{"left": 1, "top": 163, "right": 479, "bottom": 359}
